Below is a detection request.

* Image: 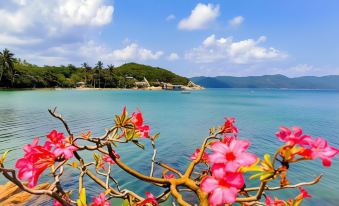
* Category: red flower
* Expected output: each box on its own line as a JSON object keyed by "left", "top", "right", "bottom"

{"left": 222, "top": 118, "right": 238, "bottom": 134}
{"left": 137, "top": 192, "right": 159, "bottom": 206}
{"left": 47, "top": 130, "right": 64, "bottom": 145}
{"left": 92, "top": 193, "right": 110, "bottom": 206}
{"left": 275, "top": 126, "right": 311, "bottom": 146}
{"left": 15, "top": 138, "right": 56, "bottom": 188}
{"left": 102, "top": 151, "right": 120, "bottom": 165}
{"left": 208, "top": 139, "right": 257, "bottom": 172}
{"left": 201, "top": 164, "right": 244, "bottom": 206}
{"left": 300, "top": 137, "right": 339, "bottom": 167}
{"left": 46, "top": 130, "right": 78, "bottom": 160}
{"left": 131, "top": 110, "right": 151, "bottom": 138}
{"left": 164, "top": 173, "right": 175, "bottom": 179}
{"left": 265, "top": 196, "right": 286, "bottom": 206}
{"left": 190, "top": 148, "right": 209, "bottom": 161}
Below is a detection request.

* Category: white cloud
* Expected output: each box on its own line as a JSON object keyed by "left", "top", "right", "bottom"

{"left": 178, "top": 3, "right": 220, "bottom": 30}
{"left": 0, "top": 0, "right": 113, "bottom": 35}
{"left": 185, "top": 34, "right": 287, "bottom": 64}
{"left": 0, "top": 33, "right": 42, "bottom": 45}
{"left": 167, "top": 53, "right": 180, "bottom": 61}
{"left": 166, "top": 14, "right": 176, "bottom": 21}
{"left": 228, "top": 16, "right": 244, "bottom": 27}
{"left": 79, "top": 41, "right": 164, "bottom": 64}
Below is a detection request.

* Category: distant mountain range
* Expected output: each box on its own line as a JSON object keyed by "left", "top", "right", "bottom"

{"left": 190, "top": 75, "right": 339, "bottom": 89}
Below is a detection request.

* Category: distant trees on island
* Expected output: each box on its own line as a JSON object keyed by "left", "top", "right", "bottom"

{"left": 0, "top": 48, "right": 188, "bottom": 89}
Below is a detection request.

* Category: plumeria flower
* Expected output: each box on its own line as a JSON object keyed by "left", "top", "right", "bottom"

{"left": 16, "top": 138, "right": 56, "bottom": 188}
{"left": 190, "top": 148, "right": 209, "bottom": 161}
{"left": 208, "top": 139, "right": 257, "bottom": 172}
{"left": 47, "top": 130, "right": 65, "bottom": 145}
{"left": 137, "top": 192, "right": 159, "bottom": 206}
{"left": 200, "top": 167, "right": 244, "bottom": 205}
{"left": 92, "top": 193, "right": 110, "bottom": 206}
{"left": 276, "top": 127, "right": 312, "bottom": 146}
{"left": 222, "top": 117, "right": 238, "bottom": 134}
{"left": 54, "top": 200, "right": 62, "bottom": 206}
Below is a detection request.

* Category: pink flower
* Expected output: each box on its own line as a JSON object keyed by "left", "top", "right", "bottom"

{"left": 54, "top": 200, "right": 62, "bottom": 206}
{"left": 222, "top": 118, "right": 238, "bottom": 134}
{"left": 46, "top": 130, "right": 78, "bottom": 160}
{"left": 190, "top": 148, "right": 209, "bottom": 161}
{"left": 102, "top": 152, "right": 120, "bottom": 165}
{"left": 53, "top": 143, "right": 77, "bottom": 160}
{"left": 131, "top": 111, "right": 151, "bottom": 138}
{"left": 298, "top": 187, "right": 312, "bottom": 199}
{"left": 47, "top": 130, "right": 64, "bottom": 145}
{"left": 16, "top": 138, "right": 55, "bottom": 188}
{"left": 164, "top": 173, "right": 175, "bottom": 179}
{"left": 265, "top": 196, "right": 285, "bottom": 206}
{"left": 92, "top": 193, "right": 110, "bottom": 206}
{"left": 137, "top": 192, "right": 159, "bottom": 206}
{"left": 275, "top": 127, "right": 311, "bottom": 146}
{"left": 200, "top": 170, "right": 244, "bottom": 206}
{"left": 301, "top": 137, "right": 339, "bottom": 167}
{"left": 208, "top": 139, "right": 257, "bottom": 172}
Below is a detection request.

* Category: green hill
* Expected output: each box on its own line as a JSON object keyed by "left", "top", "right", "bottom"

{"left": 190, "top": 75, "right": 339, "bottom": 89}
{"left": 114, "top": 63, "right": 189, "bottom": 85}
{"left": 0, "top": 60, "right": 189, "bottom": 88}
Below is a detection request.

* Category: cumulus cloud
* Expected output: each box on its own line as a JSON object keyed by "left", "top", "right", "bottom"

{"left": 166, "top": 14, "right": 176, "bottom": 21}
{"left": 228, "top": 16, "right": 244, "bottom": 27}
{"left": 79, "top": 41, "right": 164, "bottom": 64}
{"left": 178, "top": 3, "right": 220, "bottom": 30}
{"left": 167, "top": 53, "right": 180, "bottom": 61}
{"left": 185, "top": 34, "right": 287, "bottom": 64}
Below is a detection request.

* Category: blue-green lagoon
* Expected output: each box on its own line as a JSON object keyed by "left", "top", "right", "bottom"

{"left": 0, "top": 89, "right": 338, "bottom": 205}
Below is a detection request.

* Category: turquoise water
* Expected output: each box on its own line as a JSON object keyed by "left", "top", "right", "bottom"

{"left": 0, "top": 89, "right": 338, "bottom": 205}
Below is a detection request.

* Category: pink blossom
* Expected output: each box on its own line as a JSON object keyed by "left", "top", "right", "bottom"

{"left": 46, "top": 130, "right": 78, "bottom": 160}
{"left": 298, "top": 187, "right": 312, "bottom": 199}
{"left": 200, "top": 170, "right": 244, "bottom": 206}
{"left": 137, "top": 192, "right": 159, "bottom": 206}
{"left": 131, "top": 111, "right": 151, "bottom": 138}
{"left": 92, "top": 193, "right": 110, "bottom": 206}
{"left": 47, "top": 130, "right": 64, "bottom": 145}
{"left": 275, "top": 126, "right": 311, "bottom": 146}
{"left": 265, "top": 196, "right": 285, "bottom": 206}
{"left": 54, "top": 200, "right": 62, "bottom": 206}
{"left": 15, "top": 138, "right": 55, "bottom": 188}
{"left": 103, "top": 152, "right": 120, "bottom": 165}
{"left": 190, "top": 148, "right": 209, "bottom": 161}
{"left": 301, "top": 137, "right": 339, "bottom": 167}
{"left": 208, "top": 139, "right": 257, "bottom": 172}
{"left": 53, "top": 143, "right": 77, "bottom": 160}
{"left": 164, "top": 173, "right": 175, "bottom": 179}
{"left": 222, "top": 118, "right": 238, "bottom": 134}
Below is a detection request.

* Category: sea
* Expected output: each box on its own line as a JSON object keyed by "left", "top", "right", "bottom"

{"left": 0, "top": 88, "right": 338, "bottom": 205}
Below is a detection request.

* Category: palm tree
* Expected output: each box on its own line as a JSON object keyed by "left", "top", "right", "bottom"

{"left": 81, "top": 62, "right": 90, "bottom": 85}
{"left": 95, "top": 61, "right": 104, "bottom": 88}
{"left": 0, "top": 49, "right": 15, "bottom": 86}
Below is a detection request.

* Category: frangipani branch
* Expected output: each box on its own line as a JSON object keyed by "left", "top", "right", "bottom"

{"left": 0, "top": 107, "right": 338, "bottom": 206}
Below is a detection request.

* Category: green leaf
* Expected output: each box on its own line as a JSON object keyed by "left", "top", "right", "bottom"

{"left": 151, "top": 132, "right": 160, "bottom": 140}
{"left": 122, "top": 199, "right": 130, "bottom": 206}
{"left": 132, "top": 140, "right": 145, "bottom": 150}
{"left": 77, "top": 188, "right": 87, "bottom": 206}
{"left": 0, "top": 149, "right": 12, "bottom": 164}
{"left": 260, "top": 172, "right": 275, "bottom": 181}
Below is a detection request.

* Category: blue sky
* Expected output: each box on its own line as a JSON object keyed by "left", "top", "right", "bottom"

{"left": 1, "top": 0, "right": 339, "bottom": 77}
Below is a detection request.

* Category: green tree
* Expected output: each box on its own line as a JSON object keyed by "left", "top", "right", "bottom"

{"left": 95, "top": 61, "right": 104, "bottom": 88}
{"left": 81, "top": 62, "right": 90, "bottom": 85}
{"left": 0, "top": 48, "right": 16, "bottom": 86}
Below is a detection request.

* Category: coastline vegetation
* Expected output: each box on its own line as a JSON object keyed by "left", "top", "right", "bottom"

{"left": 0, "top": 48, "right": 189, "bottom": 89}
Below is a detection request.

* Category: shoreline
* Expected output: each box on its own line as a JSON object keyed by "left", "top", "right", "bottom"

{"left": 0, "top": 86, "right": 204, "bottom": 91}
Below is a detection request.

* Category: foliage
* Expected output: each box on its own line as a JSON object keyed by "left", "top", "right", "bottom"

{"left": 0, "top": 49, "right": 189, "bottom": 88}
{"left": 0, "top": 107, "right": 338, "bottom": 206}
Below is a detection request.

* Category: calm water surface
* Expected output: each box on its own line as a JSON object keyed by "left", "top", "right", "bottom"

{"left": 0, "top": 89, "right": 338, "bottom": 205}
